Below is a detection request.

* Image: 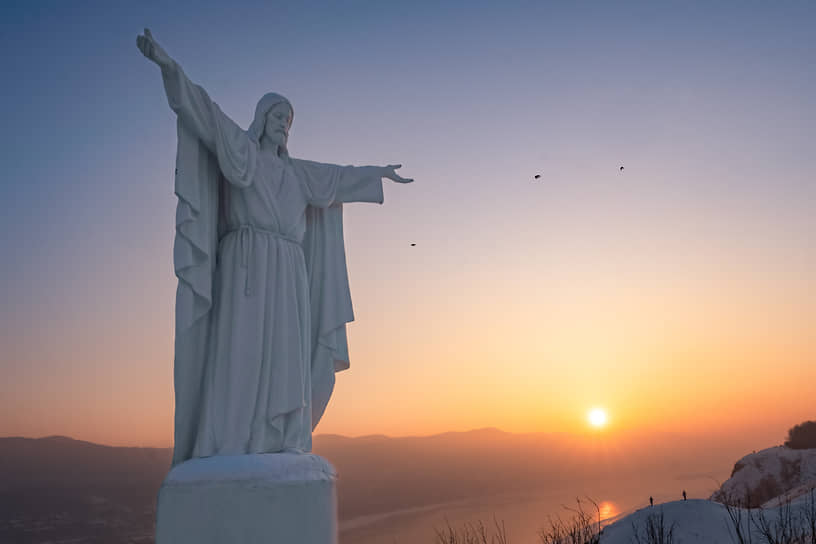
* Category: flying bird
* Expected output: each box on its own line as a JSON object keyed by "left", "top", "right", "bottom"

{"left": 410, "top": 243, "right": 416, "bottom": 247}
{"left": 619, "top": 166, "right": 624, "bottom": 172}
{"left": 534, "top": 174, "right": 541, "bottom": 179}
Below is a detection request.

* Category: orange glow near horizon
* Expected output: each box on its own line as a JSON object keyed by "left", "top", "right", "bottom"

{"left": 2, "top": 296, "right": 811, "bottom": 449}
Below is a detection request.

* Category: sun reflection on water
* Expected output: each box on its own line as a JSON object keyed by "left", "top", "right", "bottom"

{"left": 598, "top": 501, "right": 619, "bottom": 521}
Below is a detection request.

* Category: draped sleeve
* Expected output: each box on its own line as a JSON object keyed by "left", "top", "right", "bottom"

{"left": 287, "top": 158, "right": 383, "bottom": 431}
{"left": 292, "top": 159, "right": 384, "bottom": 208}
{"left": 164, "top": 61, "right": 261, "bottom": 466}
{"left": 160, "top": 60, "right": 258, "bottom": 188}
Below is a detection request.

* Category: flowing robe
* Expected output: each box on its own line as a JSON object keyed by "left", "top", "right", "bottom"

{"left": 161, "top": 61, "right": 383, "bottom": 466}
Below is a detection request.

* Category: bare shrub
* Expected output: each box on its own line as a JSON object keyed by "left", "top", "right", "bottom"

{"left": 537, "top": 497, "right": 600, "bottom": 544}
{"left": 434, "top": 517, "right": 509, "bottom": 544}
{"left": 630, "top": 507, "right": 677, "bottom": 544}
{"left": 804, "top": 488, "right": 816, "bottom": 544}
{"left": 724, "top": 487, "right": 816, "bottom": 544}
{"left": 752, "top": 495, "right": 807, "bottom": 544}
{"left": 722, "top": 487, "right": 755, "bottom": 544}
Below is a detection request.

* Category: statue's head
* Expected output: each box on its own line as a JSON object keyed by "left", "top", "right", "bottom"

{"left": 248, "top": 92, "right": 294, "bottom": 156}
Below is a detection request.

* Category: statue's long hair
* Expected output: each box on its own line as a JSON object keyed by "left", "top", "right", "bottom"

{"left": 247, "top": 92, "right": 294, "bottom": 158}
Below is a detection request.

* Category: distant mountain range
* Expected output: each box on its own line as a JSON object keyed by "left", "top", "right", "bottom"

{"left": 0, "top": 429, "right": 765, "bottom": 543}
{"left": 0, "top": 435, "right": 170, "bottom": 543}
{"left": 316, "top": 427, "right": 731, "bottom": 518}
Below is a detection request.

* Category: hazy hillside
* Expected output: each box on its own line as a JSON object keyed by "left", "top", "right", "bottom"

{"left": 0, "top": 430, "right": 761, "bottom": 543}
{"left": 0, "top": 436, "right": 171, "bottom": 543}
{"left": 315, "top": 428, "right": 759, "bottom": 519}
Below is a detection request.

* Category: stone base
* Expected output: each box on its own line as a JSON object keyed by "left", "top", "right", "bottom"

{"left": 156, "top": 453, "right": 338, "bottom": 544}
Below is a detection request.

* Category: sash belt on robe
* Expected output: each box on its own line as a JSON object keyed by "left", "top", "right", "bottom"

{"left": 226, "top": 224, "right": 303, "bottom": 296}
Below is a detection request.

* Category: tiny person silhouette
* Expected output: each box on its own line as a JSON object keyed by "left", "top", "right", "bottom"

{"left": 683, "top": 490, "right": 687, "bottom": 501}
{"left": 650, "top": 496, "right": 654, "bottom": 507}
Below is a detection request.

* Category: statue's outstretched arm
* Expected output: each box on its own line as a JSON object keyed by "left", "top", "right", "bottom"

{"left": 294, "top": 160, "right": 413, "bottom": 208}
{"left": 380, "top": 164, "right": 413, "bottom": 184}
{"left": 136, "top": 28, "right": 173, "bottom": 72}
{"left": 138, "top": 29, "right": 235, "bottom": 150}
{"left": 137, "top": 28, "right": 255, "bottom": 186}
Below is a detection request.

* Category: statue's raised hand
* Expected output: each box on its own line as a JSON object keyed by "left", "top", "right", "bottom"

{"left": 382, "top": 164, "right": 413, "bottom": 183}
{"left": 137, "top": 28, "right": 173, "bottom": 69}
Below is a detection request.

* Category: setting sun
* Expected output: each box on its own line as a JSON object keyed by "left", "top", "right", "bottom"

{"left": 588, "top": 408, "right": 608, "bottom": 428}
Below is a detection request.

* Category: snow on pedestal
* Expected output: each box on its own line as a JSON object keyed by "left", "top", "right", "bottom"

{"left": 155, "top": 453, "right": 338, "bottom": 544}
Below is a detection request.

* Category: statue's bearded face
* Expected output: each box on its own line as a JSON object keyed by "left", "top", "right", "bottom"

{"left": 263, "top": 102, "right": 293, "bottom": 149}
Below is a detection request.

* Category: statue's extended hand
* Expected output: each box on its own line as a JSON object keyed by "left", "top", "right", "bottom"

{"left": 136, "top": 28, "right": 173, "bottom": 69}
{"left": 382, "top": 164, "right": 413, "bottom": 183}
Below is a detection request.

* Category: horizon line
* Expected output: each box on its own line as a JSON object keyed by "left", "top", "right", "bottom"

{"left": 0, "top": 425, "right": 786, "bottom": 450}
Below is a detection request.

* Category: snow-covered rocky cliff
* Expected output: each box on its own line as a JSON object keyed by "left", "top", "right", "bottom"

{"left": 711, "top": 446, "right": 816, "bottom": 507}
{"left": 598, "top": 446, "right": 816, "bottom": 542}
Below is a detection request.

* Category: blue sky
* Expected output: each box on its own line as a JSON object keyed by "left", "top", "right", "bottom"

{"left": 1, "top": 1, "right": 814, "bottom": 445}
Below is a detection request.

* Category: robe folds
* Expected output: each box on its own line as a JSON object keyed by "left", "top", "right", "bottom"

{"left": 163, "top": 61, "right": 383, "bottom": 466}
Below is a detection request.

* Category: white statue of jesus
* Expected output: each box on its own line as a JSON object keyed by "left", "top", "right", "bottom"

{"left": 137, "top": 29, "right": 412, "bottom": 466}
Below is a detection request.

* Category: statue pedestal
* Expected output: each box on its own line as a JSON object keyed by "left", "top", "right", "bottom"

{"left": 155, "top": 453, "right": 338, "bottom": 544}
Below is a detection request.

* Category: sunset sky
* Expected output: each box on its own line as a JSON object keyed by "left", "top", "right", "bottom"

{"left": 1, "top": 1, "right": 813, "bottom": 448}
